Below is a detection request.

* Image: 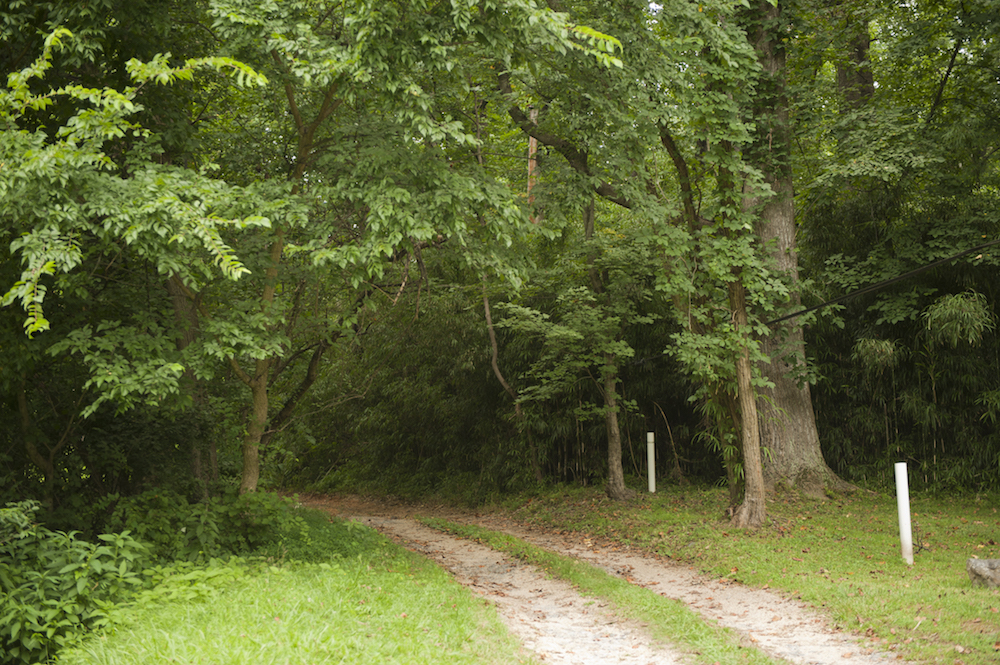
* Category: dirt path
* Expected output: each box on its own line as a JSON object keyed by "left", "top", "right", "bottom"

{"left": 302, "top": 494, "right": 899, "bottom": 665}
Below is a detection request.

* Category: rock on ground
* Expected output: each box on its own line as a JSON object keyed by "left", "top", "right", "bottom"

{"left": 967, "top": 558, "right": 1000, "bottom": 588}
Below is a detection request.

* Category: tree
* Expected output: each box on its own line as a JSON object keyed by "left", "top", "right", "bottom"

{"left": 793, "top": 0, "right": 1000, "bottom": 490}
{"left": 189, "top": 0, "right": 625, "bottom": 493}
{"left": 499, "top": 218, "right": 660, "bottom": 500}
{"left": 0, "top": 23, "right": 273, "bottom": 506}
{"left": 741, "top": 0, "right": 851, "bottom": 496}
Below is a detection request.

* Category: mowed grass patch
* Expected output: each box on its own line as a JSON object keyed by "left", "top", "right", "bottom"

{"left": 58, "top": 525, "right": 535, "bottom": 665}
{"left": 496, "top": 484, "right": 1000, "bottom": 665}
{"left": 424, "top": 518, "right": 785, "bottom": 665}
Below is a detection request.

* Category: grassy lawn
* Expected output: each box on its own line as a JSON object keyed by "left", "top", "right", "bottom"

{"left": 490, "top": 483, "right": 1000, "bottom": 665}
{"left": 56, "top": 520, "right": 535, "bottom": 665}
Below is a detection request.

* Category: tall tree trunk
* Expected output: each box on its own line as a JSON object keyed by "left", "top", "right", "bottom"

{"left": 603, "top": 354, "right": 632, "bottom": 501}
{"left": 728, "top": 281, "right": 766, "bottom": 529}
{"left": 230, "top": 71, "right": 342, "bottom": 494}
{"left": 233, "top": 227, "right": 282, "bottom": 495}
{"left": 583, "top": 199, "right": 631, "bottom": 500}
{"left": 746, "top": 0, "right": 850, "bottom": 496}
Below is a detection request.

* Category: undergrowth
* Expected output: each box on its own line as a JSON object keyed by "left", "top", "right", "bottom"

{"left": 1, "top": 493, "right": 394, "bottom": 665}
{"left": 57, "top": 524, "right": 533, "bottom": 665}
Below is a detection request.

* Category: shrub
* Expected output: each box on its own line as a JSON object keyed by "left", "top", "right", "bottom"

{"left": 0, "top": 501, "right": 147, "bottom": 665}
{"left": 98, "top": 489, "right": 315, "bottom": 562}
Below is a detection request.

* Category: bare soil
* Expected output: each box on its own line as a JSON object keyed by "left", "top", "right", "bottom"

{"left": 302, "top": 494, "right": 900, "bottom": 665}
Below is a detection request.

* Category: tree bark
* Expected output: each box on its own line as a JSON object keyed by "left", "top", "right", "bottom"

{"left": 583, "top": 199, "right": 632, "bottom": 500}
{"left": 603, "top": 354, "right": 632, "bottom": 501}
{"left": 728, "top": 281, "right": 766, "bottom": 529}
{"left": 239, "top": 363, "right": 271, "bottom": 494}
{"left": 746, "top": 0, "right": 850, "bottom": 497}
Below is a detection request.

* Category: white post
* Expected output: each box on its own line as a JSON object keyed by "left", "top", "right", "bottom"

{"left": 647, "top": 432, "right": 656, "bottom": 493}
{"left": 894, "top": 462, "right": 914, "bottom": 565}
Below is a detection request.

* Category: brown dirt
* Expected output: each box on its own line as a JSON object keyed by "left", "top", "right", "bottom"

{"left": 301, "top": 494, "right": 901, "bottom": 665}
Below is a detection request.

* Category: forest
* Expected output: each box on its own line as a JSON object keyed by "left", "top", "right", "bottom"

{"left": 3, "top": 0, "right": 1000, "bottom": 532}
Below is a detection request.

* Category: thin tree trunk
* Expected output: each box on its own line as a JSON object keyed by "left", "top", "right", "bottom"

{"left": 18, "top": 381, "right": 56, "bottom": 509}
{"left": 728, "top": 281, "right": 766, "bottom": 529}
{"left": 483, "top": 286, "right": 543, "bottom": 483}
{"left": 583, "top": 199, "right": 631, "bottom": 499}
{"left": 259, "top": 340, "right": 331, "bottom": 448}
{"left": 230, "top": 70, "right": 341, "bottom": 494}
{"left": 17, "top": 378, "right": 80, "bottom": 510}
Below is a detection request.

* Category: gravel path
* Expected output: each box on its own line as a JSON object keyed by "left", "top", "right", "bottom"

{"left": 303, "top": 495, "right": 902, "bottom": 665}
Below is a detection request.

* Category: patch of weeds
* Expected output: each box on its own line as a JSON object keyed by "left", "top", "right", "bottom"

{"left": 58, "top": 523, "right": 536, "bottom": 665}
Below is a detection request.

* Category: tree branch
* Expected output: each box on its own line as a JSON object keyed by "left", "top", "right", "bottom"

{"left": 658, "top": 124, "right": 699, "bottom": 227}
{"left": 925, "top": 38, "right": 962, "bottom": 127}
{"left": 271, "top": 49, "right": 305, "bottom": 135}
{"left": 498, "top": 71, "right": 632, "bottom": 208}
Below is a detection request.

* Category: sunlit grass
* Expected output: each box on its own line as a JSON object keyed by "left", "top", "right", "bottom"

{"left": 57, "top": 526, "right": 536, "bottom": 665}
{"left": 495, "top": 483, "right": 1000, "bottom": 665}
{"left": 423, "top": 518, "right": 785, "bottom": 665}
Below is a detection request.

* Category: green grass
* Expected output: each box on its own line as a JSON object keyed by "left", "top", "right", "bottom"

{"left": 57, "top": 519, "right": 536, "bottom": 665}
{"left": 489, "top": 483, "right": 1000, "bottom": 665}
{"left": 423, "top": 517, "right": 785, "bottom": 665}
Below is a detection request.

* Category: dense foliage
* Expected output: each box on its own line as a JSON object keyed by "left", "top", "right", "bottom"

{"left": 0, "top": 501, "right": 146, "bottom": 664}
{"left": 3, "top": 0, "right": 1000, "bottom": 657}
{"left": 1, "top": 0, "right": 998, "bottom": 588}
{"left": 0, "top": 494, "right": 372, "bottom": 665}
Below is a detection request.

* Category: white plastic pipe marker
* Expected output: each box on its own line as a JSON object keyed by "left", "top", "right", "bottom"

{"left": 647, "top": 432, "right": 655, "bottom": 493}
{"left": 894, "top": 462, "right": 914, "bottom": 565}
